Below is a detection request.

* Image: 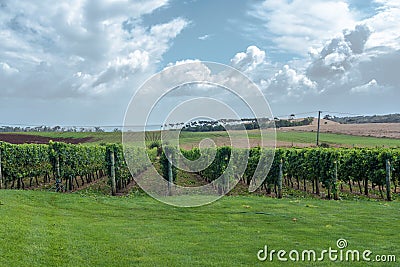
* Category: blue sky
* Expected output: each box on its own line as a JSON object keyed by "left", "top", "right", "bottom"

{"left": 0, "top": 0, "right": 399, "bottom": 126}
{"left": 142, "top": 0, "right": 259, "bottom": 64}
{"left": 142, "top": 0, "right": 381, "bottom": 64}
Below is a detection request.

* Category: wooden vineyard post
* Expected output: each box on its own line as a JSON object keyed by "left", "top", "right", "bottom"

{"left": 55, "top": 155, "right": 61, "bottom": 189}
{"left": 277, "top": 159, "right": 283, "bottom": 199}
{"left": 386, "top": 159, "right": 392, "bottom": 201}
{"left": 0, "top": 149, "right": 3, "bottom": 189}
{"left": 168, "top": 156, "right": 173, "bottom": 196}
{"left": 68, "top": 176, "right": 73, "bottom": 191}
{"left": 55, "top": 155, "right": 61, "bottom": 180}
{"left": 110, "top": 150, "right": 117, "bottom": 196}
{"left": 333, "top": 161, "right": 339, "bottom": 200}
{"left": 226, "top": 176, "right": 229, "bottom": 195}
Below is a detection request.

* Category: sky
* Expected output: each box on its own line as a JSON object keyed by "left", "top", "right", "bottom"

{"left": 0, "top": 0, "right": 399, "bottom": 126}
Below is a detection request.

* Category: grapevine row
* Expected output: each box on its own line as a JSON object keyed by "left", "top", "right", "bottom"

{"left": 0, "top": 142, "right": 152, "bottom": 193}
{"left": 175, "top": 147, "right": 400, "bottom": 199}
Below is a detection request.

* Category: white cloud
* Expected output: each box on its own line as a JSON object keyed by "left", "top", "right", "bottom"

{"left": 364, "top": 0, "right": 400, "bottom": 50}
{"left": 198, "top": 34, "right": 211, "bottom": 41}
{"left": 230, "top": 46, "right": 279, "bottom": 89}
{"left": 350, "top": 79, "right": 382, "bottom": 94}
{"left": 81, "top": 50, "right": 151, "bottom": 94}
{"left": 166, "top": 59, "right": 201, "bottom": 67}
{"left": 249, "top": 0, "right": 357, "bottom": 55}
{"left": 226, "top": 11, "right": 399, "bottom": 114}
{"left": 0, "top": 62, "right": 19, "bottom": 75}
{"left": 307, "top": 24, "right": 371, "bottom": 82}
{"left": 0, "top": 0, "right": 188, "bottom": 99}
{"left": 164, "top": 46, "right": 316, "bottom": 107}
{"left": 149, "top": 17, "right": 189, "bottom": 49}
{"left": 1, "top": 0, "right": 399, "bottom": 124}
{"left": 373, "top": 0, "right": 400, "bottom": 8}
{"left": 160, "top": 0, "right": 400, "bottom": 117}
{"left": 229, "top": 46, "right": 317, "bottom": 102}
{"left": 264, "top": 65, "right": 318, "bottom": 102}
{"left": 231, "top": 46, "right": 265, "bottom": 71}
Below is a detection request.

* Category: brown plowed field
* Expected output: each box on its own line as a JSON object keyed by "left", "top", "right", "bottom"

{"left": 279, "top": 119, "right": 400, "bottom": 139}
{"left": 0, "top": 133, "right": 93, "bottom": 144}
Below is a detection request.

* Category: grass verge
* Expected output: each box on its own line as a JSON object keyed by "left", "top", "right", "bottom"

{"left": 0, "top": 190, "right": 398, "bottom": 266}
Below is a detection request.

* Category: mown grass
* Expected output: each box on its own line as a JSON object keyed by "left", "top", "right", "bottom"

{"left": 0, "top": 190, "right": 399, "bottom": 266}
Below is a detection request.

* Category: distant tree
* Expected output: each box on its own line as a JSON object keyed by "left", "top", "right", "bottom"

{"left": 53, "top": 126, "right": 61, "bottom": 132}
{"left": 94, "top": 127, "right": 104, "bottom": 132}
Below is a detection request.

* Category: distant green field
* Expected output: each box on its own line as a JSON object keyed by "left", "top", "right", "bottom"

{"left": 2, "top": 130, "right": 400, "bottom": 147}
{"left": 177, "top": 130, "right": 400, "bottom": 148}
{"left": 0, "top": 190, "right": 398, "bottom": 266}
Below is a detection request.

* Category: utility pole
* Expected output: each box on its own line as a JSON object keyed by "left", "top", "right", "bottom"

{"left": 316, "top": 111, "right": 322, "bottom": 146}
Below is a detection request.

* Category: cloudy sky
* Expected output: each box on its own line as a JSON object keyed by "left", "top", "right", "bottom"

{"left": 0, "top": 0, "right": 399, "bottom": 126}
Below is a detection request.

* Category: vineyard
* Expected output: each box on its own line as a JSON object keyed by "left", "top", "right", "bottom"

{"left": 0, "top": 141, "right": 399, "bottom": 200}
{"left": 181, "top": 146, "right": 400, "bottom": 200}
{"left": 0, "top": 141, "right": 154, "bottom": 193}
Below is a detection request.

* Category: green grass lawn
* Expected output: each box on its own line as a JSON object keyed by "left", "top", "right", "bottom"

{"left": 0, "top": 190, "right": 398, "bottom": 266}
